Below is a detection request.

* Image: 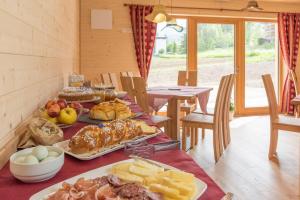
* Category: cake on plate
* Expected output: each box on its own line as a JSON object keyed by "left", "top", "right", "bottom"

{"left": 58, "top": 87, "right": 94, "bottom": 101}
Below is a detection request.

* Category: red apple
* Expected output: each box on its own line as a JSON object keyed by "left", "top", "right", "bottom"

{"left": 69, "top": 102, "right": 82, "bottom": 114}
{"left": 45, "top": 100, "right": 56, "bottom": 109}
{"left": 47, "top": 103, "right": 61, "bottom": 118}
{"left": 57, "top": 99, "right": 67, "bottom": 109}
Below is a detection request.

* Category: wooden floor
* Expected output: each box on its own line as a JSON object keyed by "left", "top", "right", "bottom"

{"left": 187, "top": 116, "right": 300, "bottom": 200}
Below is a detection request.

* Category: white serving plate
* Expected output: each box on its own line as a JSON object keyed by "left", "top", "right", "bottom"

{"left": 29, "top": 159, "right": 207, "bottom": 200}
{"left": 66, "top": 96, "right": 101, "bottom": 103}
{"left": 53, "top": 131, "right": 162, "bottom": 160}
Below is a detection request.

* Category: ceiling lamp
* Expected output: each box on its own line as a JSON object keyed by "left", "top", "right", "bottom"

{"left": 145, "top": 3, "right": 173, "bottom": 23}
{"left": 242, "top": 0, "right": 263, "bottom": 11}
{"left": 161, "top": 19, "right": 184, "bottom": 32}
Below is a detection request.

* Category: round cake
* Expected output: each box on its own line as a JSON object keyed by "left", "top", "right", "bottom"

{"left": 58, "top": 87, "right": 94, "bottom": 102}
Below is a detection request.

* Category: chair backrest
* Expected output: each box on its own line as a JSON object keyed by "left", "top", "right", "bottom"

{"left": 262, "top": 74, "right": 279, "bottom": 121}
{"left": 120, "top": 71, "right": 140, "bottom": 77}
{"left": 290, "top": 70, "right": 300, "bottom": 96}
{"left": 212, "top": 74, "right": 231, "bottom": 161}
{"left": 222, "top": 74, "right": 235, "bottom": 147}
{"left": 120, "top": 76, "right": 135, "bottom": 99}
{"left": 177, "top": 71, "right": 197, "bottom": 86}
{"left": 120, "top": 76, "right": 150, "bottom": 113}
{"left": 95, "top": 73, "right": 120, "bottom": 90}
{"left": 132, "top": 77, "right": 150, "bottom": 113}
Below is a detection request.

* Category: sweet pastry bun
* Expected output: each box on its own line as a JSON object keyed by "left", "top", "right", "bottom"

{"left": 69, "top": 125, "right": 102, "bottom": 154}
{"left": 90, "top": 102, "right": 131, "bottom": 121}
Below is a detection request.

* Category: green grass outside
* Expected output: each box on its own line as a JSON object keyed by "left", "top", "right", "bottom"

{"left": 154, "top": 48, "right": 275, "bottom": 63}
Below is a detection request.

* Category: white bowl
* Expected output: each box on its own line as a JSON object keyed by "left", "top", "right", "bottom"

{"left": 10, "top": 146, "right": 64, "bottom": 183}
{"left": 116, "top": 91, "right": 127, "bottom": 98}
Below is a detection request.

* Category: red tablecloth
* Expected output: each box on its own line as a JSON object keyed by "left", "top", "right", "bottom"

{"left": 0, "top": 98, "right": 224, "bottom": 200}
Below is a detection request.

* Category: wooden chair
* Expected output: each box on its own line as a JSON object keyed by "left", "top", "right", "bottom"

{"left": 290, "top": 70, "right": 299, "bottom": 96}
{"left": 178, "top": 71, "right": 197, "bottom": 114}
{"left": 222, "top": 74, "right": 235, "bottom": 149}
{"left": 95, "top": 73, "right": 120, "bottom": 91}
{"left": 262, "top": 74, "right": 300, "bottom": 159}
{"left": 289, "top": 70, "right": 300, "bottom": 117}
{"left": 120, "top": 71, "right": 140, "bottom": 77}
{"left": 181, "top": 74, "right": 233, "bottom": 162}
{"left": 120, "top": 76, "right": 171, "bottom": 136}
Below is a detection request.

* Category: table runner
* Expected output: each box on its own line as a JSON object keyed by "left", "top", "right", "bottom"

{"left": 0, "top": 96, "right": 224, "bottom": 200}
{"left": 147, "top": 86, "right": 212, "bottom": 113}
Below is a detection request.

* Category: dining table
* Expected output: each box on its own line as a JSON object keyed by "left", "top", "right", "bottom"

{"left": 0, "top": 95, "right": 224, "bottom": 200}
{"left": 147, "top": 86, "right": 213, "bottom": 140}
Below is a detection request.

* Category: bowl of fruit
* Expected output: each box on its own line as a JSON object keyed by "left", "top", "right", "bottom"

{"left": 40, "top": 99, "right": 83, "bottom": 128}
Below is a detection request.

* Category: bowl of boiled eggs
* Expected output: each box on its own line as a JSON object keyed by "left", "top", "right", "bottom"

{"left": 9, "top": 146, "right": 64, "bottom": 183}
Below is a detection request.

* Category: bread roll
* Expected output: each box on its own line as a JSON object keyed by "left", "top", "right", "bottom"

{"left": 69, "top": 125, "right": 102, "bottom": 154}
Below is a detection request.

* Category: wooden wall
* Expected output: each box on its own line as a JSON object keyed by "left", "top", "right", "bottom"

{"left": 0, "top": 0, "right": 79, "bottom": 166}
{"left": 80, "top": 0, "right": 300, "bottom": 82}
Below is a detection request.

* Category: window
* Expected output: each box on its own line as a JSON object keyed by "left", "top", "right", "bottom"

{"left": 148, "top": 19, "right": 187, "bottom": 87}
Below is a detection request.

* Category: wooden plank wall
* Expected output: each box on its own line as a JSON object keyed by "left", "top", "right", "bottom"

{"left": 0, "top": 0, "right": 79, "bottom": 167}
{"left": 80, "top": 0, "right": 300, "bottom": 83}
{"left": 80, "top": 0, "right": 142, "bottom": 81}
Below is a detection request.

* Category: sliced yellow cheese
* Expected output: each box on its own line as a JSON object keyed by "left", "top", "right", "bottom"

{"left": 149, "top": 183, "right": 180, "bottom": 198}
{"left": 111, "top": 170, "right": 143, "bottom": 183}
{"left": 111, "top": 162, "right": 131, "bottom": 173}
{"left": 133, "top": 160, "right": 164, "bottom": 172}
{"left": 162, "top": 177, "right": 194, "bottom": 196}
{"left": 166, "top": 170, "right": 195, "bottom": 182}
{"left": 129, "top": 165, "right": 154, "bottom": 177}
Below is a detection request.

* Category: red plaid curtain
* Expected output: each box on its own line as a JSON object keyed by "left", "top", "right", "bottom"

{"left": 129, "top": 5, "right": 157, "bottom": 80}
{"left": 278, "top": 13, "right": 300, "bottom": 114}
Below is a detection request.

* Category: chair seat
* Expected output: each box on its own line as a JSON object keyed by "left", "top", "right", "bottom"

{"left": 180, "top": 102, "right": 196, "bottom": 113}
{"left": 151, "top": 115, "right": 170, "bottom": 126}
{"left": 274, "top": 115, "right": 300, "bottom": 132}
{"left": 181, "top": 113, "right": 214, "bottom": 125}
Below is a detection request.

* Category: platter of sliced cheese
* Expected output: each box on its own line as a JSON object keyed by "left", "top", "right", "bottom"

{"left": 30, "top": 158, "right": 207, "bottom": 200}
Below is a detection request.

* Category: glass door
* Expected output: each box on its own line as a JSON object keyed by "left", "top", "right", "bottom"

{"left": 242, "top": 20, "right": 279, "bottom": 113}
{"left": 196, "top": 20, "right": 236, "bottom": 111}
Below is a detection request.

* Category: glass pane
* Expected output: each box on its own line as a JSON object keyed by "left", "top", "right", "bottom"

{"left": 197, "top": 23, "right": 235, "bottom": 107}
{"left": 148, "top": 19, "right": 187, "bottom": 87}
{"left": 245, "top": 21, "right": 278, "bottom": 107}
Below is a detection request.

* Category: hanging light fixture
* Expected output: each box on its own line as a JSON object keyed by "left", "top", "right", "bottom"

{"left": 161, "top": 19, "right": 184, "bottom": 32}
{"left": 242, "top": 0, "right": 264, "bottom": 11}
{"left": 145, "top": 0, "right": 173, "bottom": 23}
{"left": 160, "top": 0, "right": 184, "bottom": 32}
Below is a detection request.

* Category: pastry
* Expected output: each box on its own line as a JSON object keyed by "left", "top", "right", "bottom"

{"left": 69, "top": 120, "right": 146, "bottom": 155}
{"left": 89, "top": 102, "right": 132, "bottom": 121}
{"left": 58, "top": 87, "right": 94, "bottom": 102}
{"left": 89, "top": 102, "right": 116, "bottom": 120}
{"left": 69, "top": 125, "right": 103, "bottom": 154}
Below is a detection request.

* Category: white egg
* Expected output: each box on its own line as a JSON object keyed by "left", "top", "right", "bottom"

{"left": 41, "top": 156, "right": 56, "bottom": 163}
{"left": 14, "top": 156, "right": 26, "bottom": 164}
{"left": 48, "top": 151, "right": 60, "bottom": 157}
{"left": 23, "top": 155, "right": 39, "bottom": 165}
{"left": 32, "top": 146, "right": 48, "bottom": 161}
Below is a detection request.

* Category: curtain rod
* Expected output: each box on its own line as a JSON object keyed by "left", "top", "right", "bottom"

{"left": 123, "top": 3, "right": 278, "bottom": 14}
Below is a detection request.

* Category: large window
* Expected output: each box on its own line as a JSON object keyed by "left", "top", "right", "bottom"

{"left": 197, "top": 23, "right": 235, "bottom": 106}
{"left": 244, "top": 21, "right": 278, "bottom": 108}
{"left": 147, "top": 17, "right": 280, "bottom": 115}
{"left": 147, "top": 19, "right": 187, "bottom": 87}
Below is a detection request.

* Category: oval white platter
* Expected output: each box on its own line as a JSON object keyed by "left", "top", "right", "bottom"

{"left": 29, "top": 158, "right": 207, "bottom": 200}
{"left": 53, "top": 130, "right": 162, "bottom": 160}
{"left": 66, "top": 96, "right": 101, "bottom": 103}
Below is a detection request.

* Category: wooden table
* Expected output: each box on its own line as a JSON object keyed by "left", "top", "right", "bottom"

{"left": 147, "top": 86, "right": 213, "bottom": 140}
{"left": 291, "top": 95, "right": 300, "bottom": 117}
{"left": 0, "top": 95, "right": 225, "bottom": 200}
